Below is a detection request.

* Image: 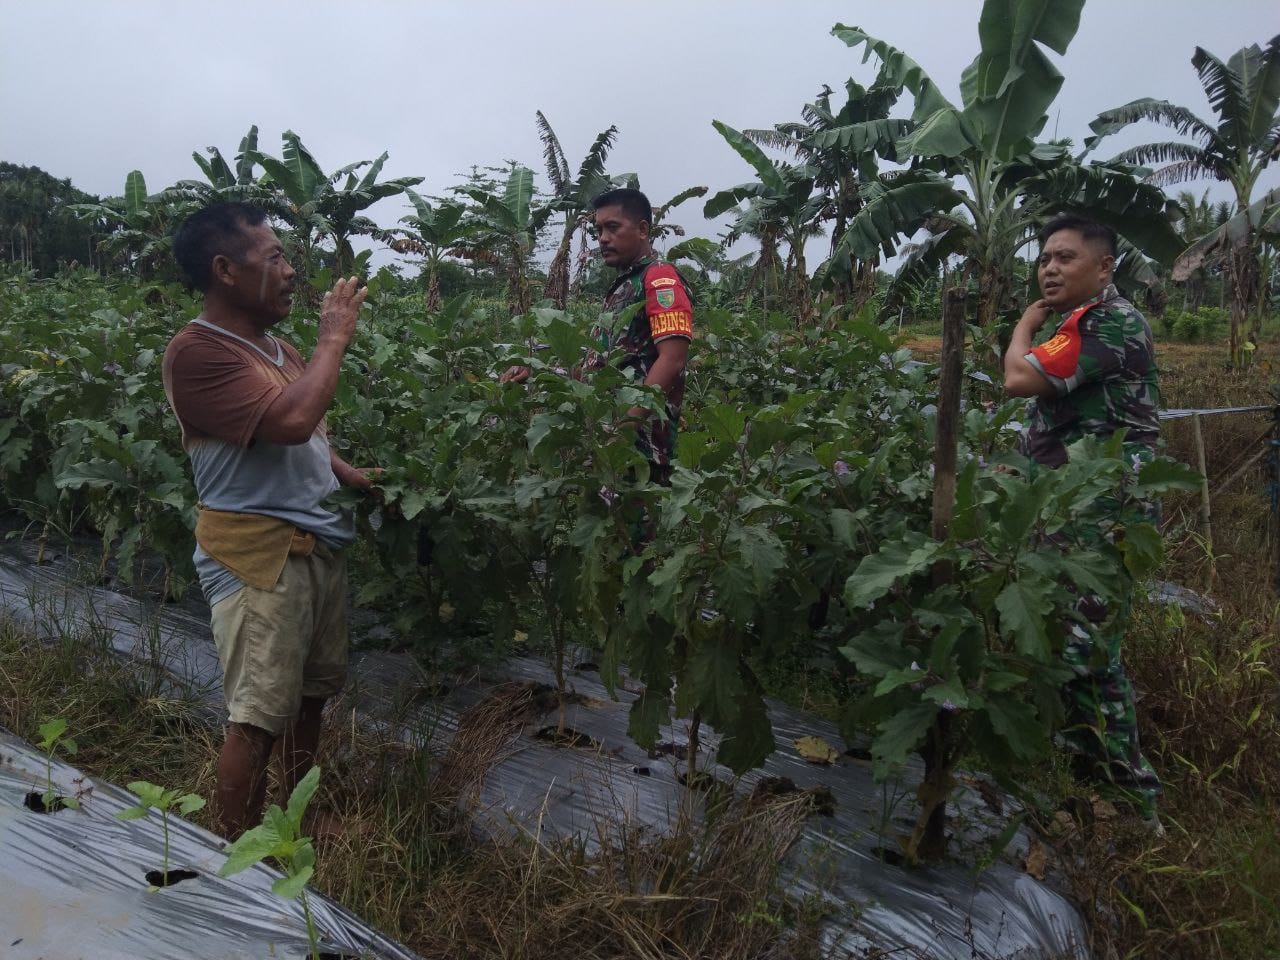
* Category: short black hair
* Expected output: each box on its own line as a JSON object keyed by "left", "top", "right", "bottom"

{"left": 591, "top": 187, "right": 651, "bottom": 226}
{"left": 173, "top": 202, "right": 268, "bottom": 291}
{"left": 1038, "top": 214, "right": 1118, "bottom": 259}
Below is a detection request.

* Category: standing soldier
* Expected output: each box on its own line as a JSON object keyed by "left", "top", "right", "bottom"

{"left": 164, "top": 202, "right": 375, "bottom": 838}
{"left": 1003, "top": 213, "right": 1163, "bottom": 829}
{"left": 503, "top": 187, "right": 694, "bottom": 486}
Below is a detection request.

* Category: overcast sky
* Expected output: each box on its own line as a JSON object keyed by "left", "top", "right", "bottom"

{"left": 3, "top": 1, "right": 1277, "bottom": 272}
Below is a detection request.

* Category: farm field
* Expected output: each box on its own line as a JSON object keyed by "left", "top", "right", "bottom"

{"left": 3, "top": 0, "right": 1280, "bottom": 956}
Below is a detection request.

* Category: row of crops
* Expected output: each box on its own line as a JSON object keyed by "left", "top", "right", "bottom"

{"left": 0, "top": 266, "right": 1199, "bottom": 861}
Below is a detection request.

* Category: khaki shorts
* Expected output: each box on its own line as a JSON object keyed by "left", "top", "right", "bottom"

{"left": 209, "top": 544, "right": 348, "bottom": 736}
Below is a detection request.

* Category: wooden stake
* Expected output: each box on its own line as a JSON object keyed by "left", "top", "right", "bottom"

{"left": 931, "top": 287, "right": 967, "bottom": 547}
{"left": 913, "top": 285, "right": 967, "bottom": 865}
{"left": 1191, "top": 413, "right": 1214, "bottom": 589}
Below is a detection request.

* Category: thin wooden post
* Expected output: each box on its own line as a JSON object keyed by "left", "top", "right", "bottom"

{"left": 931, "top": 287, "right": 967, "bottom": 545}
{"left": 912, "top": 285, "right": 967, "bottom": 865}
{"left": 1191, "top": 413, "right": 1214, "bottom": 589}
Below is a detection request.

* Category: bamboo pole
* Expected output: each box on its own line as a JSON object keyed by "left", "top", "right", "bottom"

{"left": 1191, "top": 413, "right": 1214, "bottom": 589}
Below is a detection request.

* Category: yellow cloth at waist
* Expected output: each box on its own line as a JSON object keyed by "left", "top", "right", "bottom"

{"left": 194, "top": 506, "right": 315, "bottom": 591}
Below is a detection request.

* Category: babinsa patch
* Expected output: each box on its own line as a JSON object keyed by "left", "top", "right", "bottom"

{"left": 651, "top": 275, "right": 677, "bottom": 309}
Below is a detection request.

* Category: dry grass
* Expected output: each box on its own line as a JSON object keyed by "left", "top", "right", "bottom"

{"left": 0, "top": 621, "right": 823, "bottom": 960}
{"left": 1051, "top": 337, "right": 1280, "bottom": 959}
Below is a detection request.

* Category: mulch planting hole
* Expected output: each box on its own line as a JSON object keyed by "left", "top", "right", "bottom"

{"left": 534, "top": 726, "right": 601, "bottom": 751}
{"left": 23, "top": 791, "right": 69, "bottom": 813}
{"left": 145, "top": 869, "right": 199, "bottom": 888}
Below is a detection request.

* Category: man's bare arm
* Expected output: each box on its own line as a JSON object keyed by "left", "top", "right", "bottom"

{"left": 256, "top": 277, "right": 367, "bottom": 444}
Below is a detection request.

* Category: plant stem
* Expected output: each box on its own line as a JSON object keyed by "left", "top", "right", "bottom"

{"left": 300, "top": 889, "right": 321, "bottom": 960}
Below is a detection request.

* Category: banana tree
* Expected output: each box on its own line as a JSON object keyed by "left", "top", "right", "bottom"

{"left": 536, "top": 111, "right": 618, "bottom": 308}
{"left": 456, "top": 164, "right": 554, "bottom": 316}
{"left": 745, "top": 79, "right": 910, "bottom": 310}
{"left": 69, "top": 171, "right": 182, "bottom": 278}
{"left": 248, "top": 130, "right": 422, "bottom": 277}
{"left": 825, "top": 4, "right": 1182, "bottom": 341}
{"left": 706, "top": 122, "right": 826, "bottom": 322}
{"left": 393, "top": 190, "right": 471, "bottom": 313}
{"left": 165, "top": 125, "right": 278, "bottom": 211}
{"left": 1086, "top": 35, "right": 1280, "bottom": 366}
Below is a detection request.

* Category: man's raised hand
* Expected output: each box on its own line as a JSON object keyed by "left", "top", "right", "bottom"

{"left": 499, "top": 365, "right": 531, "bottom": 384}
{"left": 318, "top": 276, "right": 368, "bottom": 349}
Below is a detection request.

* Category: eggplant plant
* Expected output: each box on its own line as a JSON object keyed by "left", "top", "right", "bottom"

{"left": 115, "top": 781, "right": 206, "bottom": 890}
{"left": 33, "top": 717, "right": 78, "bottom": 812}
{"left": 218, "top": 766, "right": 324, "bottom": 960}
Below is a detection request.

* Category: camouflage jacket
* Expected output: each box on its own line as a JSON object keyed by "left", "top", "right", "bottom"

{"left": 584, "top": 255, "right": 693, "bottom": 471}
{"left": 1021, "top": 283, "right": 1160, "bottom": 469}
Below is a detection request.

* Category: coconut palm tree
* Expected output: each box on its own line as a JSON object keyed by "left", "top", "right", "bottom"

{"left": 1085, "top": 34, "right": 1280, "bottom": 366}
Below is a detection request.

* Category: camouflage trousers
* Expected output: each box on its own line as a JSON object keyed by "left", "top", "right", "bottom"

{"left": 1059, "top": 573, "right": 1162, "bottom": 819}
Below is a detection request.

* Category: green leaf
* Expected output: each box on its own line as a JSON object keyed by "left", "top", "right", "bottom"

{"left": 271, "top": 866, "right": 313, "bottom": 900}
{"left": 218, "top": 824, "right": 283, "bottom": 877}
{"left": 982, "top": 696, "right": 1046, "bottom": 761}
{"left": 627, "top": 691, "right": 669, "bottom": 750}
{"left": 843, "top": 532, "right": 941, "bottom": 609}
{"left": 715, "top": 688, "right": 775, "bottom": 774}
{"left": 701, "top": 404, "right": 746, "bottom": 444}
{"left": 37, "top": 717, "right": 67, "bottom": 747}
{"left": 983, "top": 670, "right": 1027, "bottom": 692}
{"left": 998, "top": 472, "right": 1055, "bottom": 545}
{"left": 123, "top": 170, "right": 148, "bottom": 218}
{"left": 995, "top": 575, "right": 1056, "bottom": 659}
{"left": 177, "top": 794, "right": 206, "bottom": 815}
{"left": 872, "top": 702, "right": 939, "bottom": 777}
{"left": 830, "top": 508, "right": 859, "bottom": 550}
{"left": 1119, "top": 522, "right": 1164, "bottom": 578}
{"left": 958, "top": 0, "right": 1085, "bottom": 157}
{"left": 873, "top": 666, "right": 926, "bottom": 697}
{"left": 726, "top": 523, "right": 786, "bottom": 595}
{"left": 684, "top": 622, "right": 744, "bottom": 730}
{"left": 1130, "top": 458, "right": 1203, "bottom": 499}
{"left": 284, "top": 766, "right": 321, "bottom": 831}
{"left": 115, "top": 806, "right": 150, "bottom": 821}
{"left": 711, "top": 121, "right": 788, "bottom": 196}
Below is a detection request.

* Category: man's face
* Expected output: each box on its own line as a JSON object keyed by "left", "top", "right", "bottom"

{"left": 594, "top": 204, "right": 649, "bottom": 268}
{"left": 1037, "top": 228, "right": 1114, "bottom": 312}
{"left": 227, "top": 223, "right": 296, "bottom": 324}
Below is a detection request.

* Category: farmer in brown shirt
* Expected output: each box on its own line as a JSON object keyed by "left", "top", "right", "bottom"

{"left": 164, "top": 202, "right": 375, "bottom": 837}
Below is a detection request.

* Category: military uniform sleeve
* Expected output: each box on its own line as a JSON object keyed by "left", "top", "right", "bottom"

{"left": 1025, "top": 305, "right": 1123, "bottom": 397}
{"left": 644, "top": 263, "right": 693, "bottom": 343}
{"left": 163, "top": 337, "right": 285, "bottom": 448}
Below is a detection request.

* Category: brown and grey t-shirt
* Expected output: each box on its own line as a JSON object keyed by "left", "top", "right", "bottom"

{"left": 162, "top": 318, "right": 354, "bottom": 604}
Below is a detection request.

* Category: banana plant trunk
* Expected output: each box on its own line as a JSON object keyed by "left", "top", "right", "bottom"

{"left": 544, "top": 223, "right": 573, "bottom": 309}
{"left": 1227, "top": 237, "right": 1259, "bottom": 368}
{"left": 425, "top": 263, "right": 441, "bottom": 314}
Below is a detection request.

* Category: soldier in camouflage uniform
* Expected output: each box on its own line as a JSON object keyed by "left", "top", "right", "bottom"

{"left": 502, "top": 188, "right": 693, "bottom": 485}
{"left": 582, "top": 190, "right": 693, "bottom": 483}
{"left": 1003, "top": 214, "right": 1163, "bottom": 822}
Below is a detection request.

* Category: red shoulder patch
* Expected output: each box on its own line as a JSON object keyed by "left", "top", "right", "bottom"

{"left": 1028, "top": 300, "right": 1097, "bottom": 380}
{"left": 644, "top": 263, "right": 693, "bottom": 341}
